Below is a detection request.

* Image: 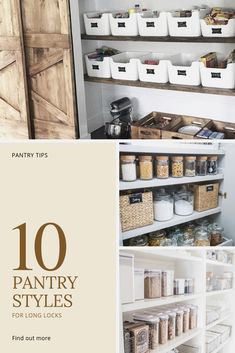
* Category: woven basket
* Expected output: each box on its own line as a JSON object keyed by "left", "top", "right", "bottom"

{"left": 120, "top": 191, "right": 154, "bottom": 232}
{"left": 194, "top": 183, "right": 219, "bottom": 212}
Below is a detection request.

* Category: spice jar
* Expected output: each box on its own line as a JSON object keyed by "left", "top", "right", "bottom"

{"left": 158, "top": 314, "right": 169, "bottom": 344}
{"left": 207, "top": 156, "right": 218, "bottom": 175}
{"left": 171, "top": 156, "right": 184, "bottom": 178}
{"left": 185, "top": 156, "right": 196, "bottom": 177}
{"left": 174, "top": 189, "right": 194, "bottom": 216}
{"left": 210, "top": 225, "right": 223, "bottom": 246}
{"left": 144, "top": 270, "right": 161, "bottom": 298}
{"left": 189, "top": 305, "right": 198, "bottom": 329}
{"left": 121, "top": 155, "right": 137, "bottom": 181}
{"left": 154, "top": 189, "right": 174, "bottom": 222}
{"left": 129, "top": 235, "right": 149, "bottom": 247}
{"left": 133, "top": 313, "right": 160, "bottom": 350}
{"left": 156, "top": 156, "right": 169, "bottom": 179}
{"left": 196, "top": 156, "right": 207, "bottom": 176}
{"left": 194, "top": 227, "right": 210, "bottom": 246}
{"left": 162, "top": 270, "right": 174, "bottom": 297}
{"left": 175, "top": 309, "right": 183, "bottom": 336}
{"left": 166, "top": 311, "right": 176, "bottom": 340}
{"left": 149, "top": 231, "right": 167, "bottom": 246}
{"left": 139, "top": 155, "right": 153, "bottom": 180}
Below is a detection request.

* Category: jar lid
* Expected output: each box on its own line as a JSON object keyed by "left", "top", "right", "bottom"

{"left": 133, "top": 313, "right": 160, "bottom": 323}
{"left": 165, "top": 311, "right": 176, "bottom": 317}
{"left": 158, "top": 314, "right": 169, "bottom": 320}
{"left": 144, "top": 269, "right": 162, "bottom": 275}
{"left": 121, "top": 155, "right": 135, "bottom": 162}
{"left": 172, "top": 156, "right": 183, "bottom": 161}
{"left": 185, "top": 156, "right": 196, "bottom": 161}
{"left": 139, "top": 155, "right": 152, "bottom": 162}
{"left": 156, "top": 156, "right": 169, "bottom": 161}
{"left": 197, "top": 156, "right": 207, "bottom": 161}
{"left": 208, "top": 156, "right": 218, "bottom": 161}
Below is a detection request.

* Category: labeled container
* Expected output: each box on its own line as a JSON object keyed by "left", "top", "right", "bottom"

{"left": 174, "top": 279, "right": 185, "bottom": 295}
{"left": 196, "top": 156, "right": 207, "bottom": 176}
{"left": 137, "top": 53, "right": 169, "bottom": 83}
{"left": 85, "top": 53, "right": 112, "bottom": 78}
{"left": 201, "top": 17, "right": 235, "bottom": 37}
{"left": 153, "top": 189, "right": 174, "bottom": 221}
{"left": 120, "top": 253, "right": 134, "bottom": 304}
{"left": 156, "top": 156, "right": 169, "bottom": 179}
{"left": 137, "top": 11, "right": 168, "bottom": 36}
{"left": 171, "top": 156, "right": 184, "bottom": 177}
{"left": 174, "top": 189, "right": 194, "bottom": 216}
{"left": 185, "top": 156, "right": 196, "bottom": 177}
{"left": 159, "top": 314, "right": 169, "bottom": 344}
{"left": 133, "top": 313, "right": 160, "bottom": 349}
{"left": 167, "top": 9, "right": 208, "bottom": 37}
{"left": 207, "top": 156, "right": 218, "bottom": 175}
{"left": 194, "top": 183, "right": 219, "bottom": 212}
{"left": 149, "top": 230, "right": 167, "bottom": 246}
{"left": 166, "top": 311, "right": 176, "bottom": 340}
{"left": 139, "top": 155, "right": 153, "bottom": 180}
{"left": 84, "top": 12, "right": 111, "bottom": 35}
{"left": 121, "top": 155, "right": 137, "bottom": 181}
{"left": 110, "top": 52, "right": 147, "bottom": 81}
{"left": 120, "top": 191, "right": 154, "bottom": 232}
{"left": 144, "top": 270, "right": 162, "bottom": 298}
{"left": 134, "top": 268, "right": 144, "bottom": 301}
{"left": 162, "top": 270, "right": 174, "bottom": 297}
{"left": 200, "top": 60, "right": 235, "bottom": 89}
{"left": 109, "top": 12, "right": 139, "bottom": 36}
{"left": 168, "top": 54, "right": 201, "bottom": 86}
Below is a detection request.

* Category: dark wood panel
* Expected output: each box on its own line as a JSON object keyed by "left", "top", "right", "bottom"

{"left": 84, "top": 75, "right": 235, "bottom": 97}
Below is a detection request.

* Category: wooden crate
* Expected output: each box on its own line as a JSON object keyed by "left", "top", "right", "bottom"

{"left": 202, "top": 120, "right": 235, "bottom": 139}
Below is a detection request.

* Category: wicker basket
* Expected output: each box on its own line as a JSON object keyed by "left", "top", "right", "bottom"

{"left": 120, "top": 191, "right": 154, "bottom": 232}
{"left": 194, "top": 183, "right": 219, "bottom": 212}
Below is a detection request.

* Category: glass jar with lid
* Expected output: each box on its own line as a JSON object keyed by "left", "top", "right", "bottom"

{"left": 188, "top": 305, "right": 198, "bottom": 329}
{"left": 175, "top": 309, "right": 183, "bottom": 336}
{"left": 171, "top": 156, "right": 184, "bottom": 178}
{"left": 158, "top": 314, "right": 169, "bottom": 344}
{"left": 128, "top": 235, "right": 148, "bottom": 247}
{"left": 139, "top": 155, "right": 153, "bottom": 180}
{"left": 194, "top": 226, "right": 210, "bottom": 246}
{"left": 174, "top": 188, "right": 194, "bottom": 216}
{"left": 156, "top": 156, "right": 169, "bottom": 179}
{"left": 133, "top": 313, "right": 159, "bottom": 349}
{"left": 165, "top": 311, "right": 176, "bottom": 340}
{"left": 196, "top": 156, "right": 207, "bottom": 176}
{"left": 120, "top": 155, "right": 137, "bottom": 181}
{"left": 144, "top": 270, "right": 161, "bottom": 298}
{"left": 154, "top": 189, "right": 174, "bottom": 222}
{"left": 207, "top": 156, "right": 218, "bottom": 175}
{"left": 182, "top": 306, "right": 190, "bottom": 333}
{"left": 185, "top": 156, "right": 196, "bottom": 177}
{"left": 149, "top": 230, "right": 167, "bottom": 246}
{"left": 210, "top": 224, "right": 224, "bottom": 246}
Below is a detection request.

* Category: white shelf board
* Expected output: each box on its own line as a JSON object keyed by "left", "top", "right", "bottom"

{"left": 206, "top": 259, "right": 234, "bottom": 268}
{"left": 206, "top": 288, "right": 233, "bottom": 297}
{"left": 122, "top": 293, "right": 202, "bottom": 313}
{"left": 150, "top": 328, "right": 202, "bottom": 353}
{"left": 122, "top": 207, "right": 222, "bottom": 240}
{"left": 119, "top": 143, "right": 225, "bottom": 156}
{"left": 120, "top": 174, "right": 224, "bottom": 191}
{"left": 206, "top": 313, "right": 232, "bottom": 330}
{"left": 209, "top": 337, "right": 231, "bottom": 353}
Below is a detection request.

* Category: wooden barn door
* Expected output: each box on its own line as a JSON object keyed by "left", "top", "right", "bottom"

{"left": 0, "top": 0, "right": 30, "bottom": 139}
{"left": 21, "top": 0, "right": 78, "bottom": 139}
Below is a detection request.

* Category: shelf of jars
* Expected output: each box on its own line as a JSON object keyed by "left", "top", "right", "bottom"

{"left": 122, "top": 249, "right": 203, "bottom": 262}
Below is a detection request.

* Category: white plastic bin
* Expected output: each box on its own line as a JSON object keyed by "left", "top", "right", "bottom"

{"left": 137, "top": 53, "right": 170, "bottom": 83}
{"left": 110, "top": 52, "right": 148, "bottom": 81}
{"left": 137, "top": 11, "right": 168, "bottom": 36}
{"left": 85, "top": 53, "right": 112, "bottom": 78}
{"left": 167, "top": 9, "right": 208, "bottom": 37}
{"left": 168, "top": 54, "right": 201, "bottom": 86}
{"left": 200, "top": 56, "right": 235, "bottom": 89}
{"left": 84, "top": 12, "right": 111, "bottom": 35}
{"left": 120, "top": 253, "right": 135, "bottom": 304}
{"left": 109, "top": 12, "right": 138, "bottom": 36}
{"left": 201, "top": 18, "right": 235, "bottom": 37}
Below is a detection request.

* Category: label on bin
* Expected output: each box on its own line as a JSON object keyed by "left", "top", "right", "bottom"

{"left": 177, "top": 70, "right": 187, "bottom": 76}
{"left": 129, "top": 193, "right": 143, "bottom": 204}
{"left": 92, "top": 65, "right": 100, "bottom": 70}
{"left": 146, "top": 69, "right": 155, "bottom": 74}
{"left": 118, "top": 22, "right": 126, "bottom": 28}
{"left": 178, "top": 21, "right": 187, "bottom": 28}
{"left": 91, "top": 22, "right": 98, "bottom": 28}
{"left": 212, "top": 28, "right": 222, "bottom": 34}
{"left": 206, "top": 185, "right": 214, "bottom": 192}
{"left": 146, "top": 22, "right": 155, "bottom": 27}
{"left": 118, "top": 67, "right": 126, "bottom": 72}
{"left": 211, "top": 72, "right": 221, "bottom": 79}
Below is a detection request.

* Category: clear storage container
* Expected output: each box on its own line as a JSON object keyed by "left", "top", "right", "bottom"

{"left": 171, "top": 156, "right": 184, "bottom": 177}
{"left": 156, "top": 156, "right": 169, "bottom": 179}
{"left": 134, "top": 268, "right": 144, "bottom": 301}
{"left": 175, "top": 309, "right": 184, "bottom": 336}
{"left": 196, "top": 156, "right": 207, "bottom": 176}
{"left": 185, "top": 156, "right": 196, "bottom": 177}
{"left": 129, "top": 235, "right": 149, "bottom": 247}
{"left": 121, "top": 155, "right": 137, "bottom": 181}
{"left": 185, "top": 278, "right": 194, "bottom": 294}
{"left": 162, "top": 270, "right": 174, "bottom": 297}
{"left": 144, "top": 270, "right": 162, "bottom": 298}
{"left": 189, "top": 305, "right": 198, "bottom": 329}
{"left": 210, "top": 225, "right": 224, "bottom": 246}
{"left": 139, "top": 155, "right": 153, "bottom": 180}
{"left": 207, "top": 156, "right": 218, "bottom": 175}
{"left": 133, "top": 313, "right": 160, "bottom": 349}
{"left": 159, "top": 314, "right": 169, "bottom": 344}
{"left": 149, "top": 230, "right": 167, "bottom": 246}
{"left": 166, "top": 311, "right": 176, "bottom": 340}
{"left": 174, "top": 189, "right": 194, "bottom": 216}
{"left": 154, "top": 189, "right": 174, "bottom": 221}
{"left": 182, "top": 307, "right": 190, "bottom": 332}
{"left": 174, "top": 279, "right": 185, "bottom": 295}
{"left": 194, "top": 226, "right": 210, "bottom": 246}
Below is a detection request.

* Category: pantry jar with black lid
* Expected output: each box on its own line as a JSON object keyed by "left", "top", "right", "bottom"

{"left": 139, "top": 155, "right": 153, "bottom": 180}
{"left": 156, "top": 156, "right": 169, "bottom": 179}
{"left": 171, "top": 156, "right": 184, "bottom": 178}
{"left": 185, "top": 156, "right": 196, "bottom": 177}
{"left": 120, "top": 155, "right": 137, "bottom": 181}
{"left": 196, "top": 156, "right": 207, "bottom": 176}
{"left": 207, "top": 156, "right": 218, "bottom": 175}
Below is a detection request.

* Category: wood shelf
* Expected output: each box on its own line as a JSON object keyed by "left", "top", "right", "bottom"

{"left": 84, "top": 75, "right": 235, "bottom": 97}
{"left": 81, "top": 34, "right": 235, "bottom": 43}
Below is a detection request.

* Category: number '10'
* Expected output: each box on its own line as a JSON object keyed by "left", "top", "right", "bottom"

{"left": 14, "top": 223, "right": 67, "bottom": 271}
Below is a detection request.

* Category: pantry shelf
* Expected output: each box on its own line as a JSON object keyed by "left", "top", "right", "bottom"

{"left": 206, "top": 313, "right": 232, "bottom": 330}
{"left": 120, "top": 174, "right": 224, "bottom": 191}
{"left": 81, "top": 34, "right": 235, "bottom": 43}
{"left": 206, "top": 288, "right": 233, "bottom": 297}
{"left": 206, "top": 259, "right": 234, "bottom": 268}
{"left": 121, "top": 207, "right": 222, "bottom": 240}
{"left": 210, "top": 337, "right": 231, "bottom": 353}
{"left": 121, "top": 249, "right": 203, "bottom": 263}
{"left": 122, "top": 293, "right": 202, "bottom": 313}
{"left": 84, "top": 75, "right": 235, "bottom": 97}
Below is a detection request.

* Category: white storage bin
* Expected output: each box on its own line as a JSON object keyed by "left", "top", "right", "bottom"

{"left": 137, "top": 53, "right": 170, "bottom": 83}
{"left": 85, "top": 53, "right": 112, "bottom": 78}
{"left": 167, "top": 9, "right": 208, "bottom": 37}
{"left": 201, "top": 18, "right": 235, "bottom": 37}
{"left": 137, "top": 11, "right": 168, "bottom": 36}
{"left": 111, "top": 52, "right": 148, "bottom": 81}
{"left": 134, "top": 268, "right": 144, "bottom": 301}
{"left": 120, "top": 253, "right": 134, "bottom": 304}
{"left": 109, "top": 12, "right": 138, "bottom": 36}
{"left": 168, "top": 54, "right": 201, "bottom": 86}
{"left": 200, "top": 57, "right": 235, "bottom": 89}
{"left": 83, "top": 12, "right": 111, "bottom": 35}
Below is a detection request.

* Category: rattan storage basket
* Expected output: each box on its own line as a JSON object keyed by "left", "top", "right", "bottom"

{"left": 120, "top": 191, "right": 154, "bottom": 232}
{"left": 194, "top": 183, "right": 219, "bottom": 212}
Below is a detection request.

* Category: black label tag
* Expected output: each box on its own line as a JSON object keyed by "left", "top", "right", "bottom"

{"left": 91, "top": 22, "right": 98, "bottom": 28}
{"left": 211, "top": 72, "right": 221, "bottom": 79}
{"left": 178, "top": 21, "right": 187, "bottom": 28}
{"left": 118, "top": 22, "right": 126, "bottom": 28}
{"left": 146, "top": 69, "right": 155, "bottom": 75}
{"left": 177, "top": 70, "right": 187, "bottom": 76}
{"left": 146, "top": 22, "right": 155, "bottom": 27}
{"left": 92, "top": 65, "right": 99, "bottom": 70}
{"left": 118, "top": 67, "right": 126, "bottom": 72}
{"left": 212, "top": 28, "right": 222, "bottom": 34}
{"left": 207, "top": 185, "right": 214, "bottom": 192}
{"left": 129, "top": 193, "right": 143, "bottom": 204}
